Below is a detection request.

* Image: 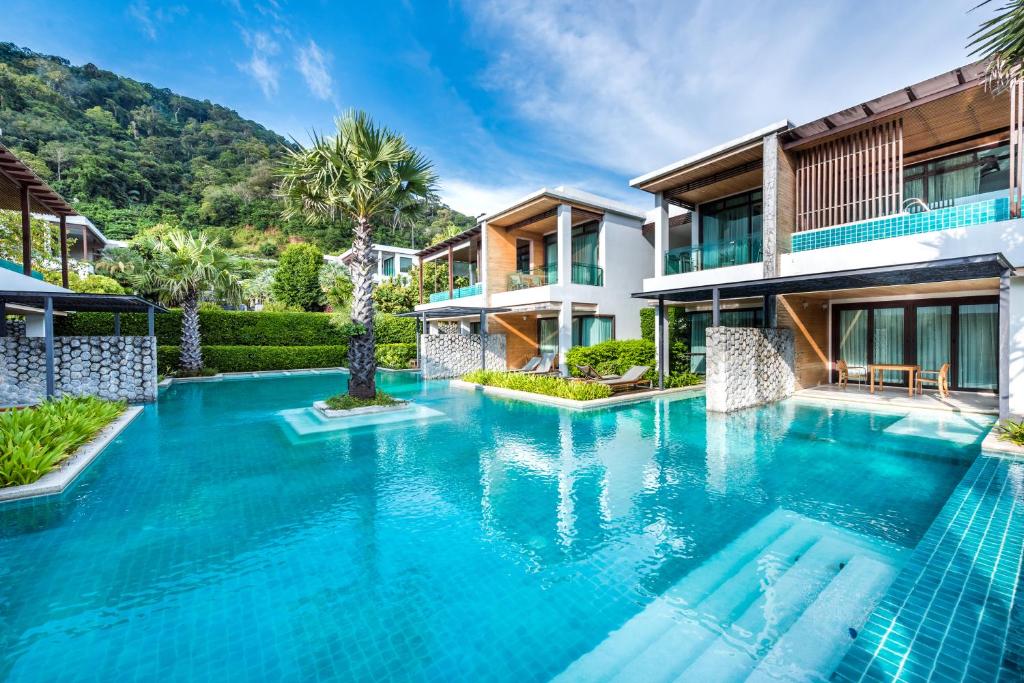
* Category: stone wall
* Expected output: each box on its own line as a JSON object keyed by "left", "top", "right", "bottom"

{"left": 705, "top": 326, "right": 795, "bottom": 412}
{"left": 0, "top": 336, "right": 157, "bottom": 405}
{"left": 421, "top": 333, "right": 506, "bottom": 379}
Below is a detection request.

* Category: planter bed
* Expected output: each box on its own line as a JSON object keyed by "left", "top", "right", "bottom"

{"left": 451, "top": 379, "right": 703, "bottom": 411}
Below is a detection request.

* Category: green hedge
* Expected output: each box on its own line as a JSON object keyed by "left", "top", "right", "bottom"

{"left": 158, "top": 345, "right": 348, "bottom": 373}
{"left": 57, "top": 310, "right": 416, "bottom": 346}
{"left": 565, "top": 339, "right": 656, "bottom": 378}
{"left": 376, "top": 343, "right": 417, "bottom": 369}
{"left": 462, "top": 370, "right": 613, "bottom": 400}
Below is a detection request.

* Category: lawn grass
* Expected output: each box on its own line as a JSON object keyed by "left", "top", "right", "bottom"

{"left": 0, "top": 396, "right": 126, "bottom": 488}
{"left": 324, "top": 391, "right": 399, "bottom": 410}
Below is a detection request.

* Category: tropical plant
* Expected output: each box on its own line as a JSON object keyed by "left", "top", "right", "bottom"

{"left": 0, "top": 210, "right": 61, "bottom": 267}
{"left": 272, "top": 243, "right": 324, "bottom": 311}
{"left": 995, "top": 417, "right": 1024, "bottom": 445}
{"left": 373, "top": 277, "right": 417, "bottom": 314}
{"left": 130, "top": 230, "right": 242, "bottom": 374}
{"left": 43, "top": 270, "right": 125, "bottom": 294}
{"left": 969, "top": 0, "right": 1024, "bottom": 91}
{"left": 277, "top": 110, "right": 437, "bottom": 398}
{"left": 462, "top": 370, "right": 613, "bottom": 401}
{"left": 0, "top": 396, "right": 125, "bottom": 487}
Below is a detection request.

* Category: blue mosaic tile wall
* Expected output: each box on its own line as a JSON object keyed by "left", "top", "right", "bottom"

{"left": 832, "top": 453, "right": 1024, "bottom": 682}
{"left": 793, "top": 198, "right": 1011, "bottom": 252}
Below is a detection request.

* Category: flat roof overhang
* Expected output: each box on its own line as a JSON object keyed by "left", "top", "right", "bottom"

{"left": 0, "top": 291, "right": 168, "bottom": 313}
{"left": 633, "top": 254, "right": 1013, "bottom": 303}
{"left": 398, "top": 305, "right": 511, "bottom": 319}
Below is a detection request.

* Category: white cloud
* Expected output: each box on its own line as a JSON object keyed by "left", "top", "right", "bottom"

{"left": 462, "top": 0, "right": 987, "bottom": 177}
{"left": 437, "top": 178, "right": 536, "bottom": 217}
{"left": 239, "top": 30, "right": 280, "bottom": 98}
{"left": 128, "top": 1, "right": 186, "bottom": 40}
{"left": 296, "top": 40, "right": 335, "bottom": 101}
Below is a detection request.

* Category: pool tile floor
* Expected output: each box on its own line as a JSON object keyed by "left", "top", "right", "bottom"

{"left": 832, "top": 453, "right": 1024, "bottom": 682}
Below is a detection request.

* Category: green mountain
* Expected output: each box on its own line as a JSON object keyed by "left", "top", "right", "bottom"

{"left": 0, "top": 42, "right": 473, "bottom": 252}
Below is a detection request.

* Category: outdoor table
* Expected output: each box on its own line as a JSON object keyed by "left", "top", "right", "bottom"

{"left": 868, "top": 364, "right": 919, "bottom": 397}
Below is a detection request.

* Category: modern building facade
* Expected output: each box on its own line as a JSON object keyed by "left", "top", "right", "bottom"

{"left": 633, "top": 60, "right": 1024, "bottom": 416}
{"left": 413, "top": 187, "right": 651, "bottom": 374}
{"left": 36, "top": 213, "right": 110, "bottom": 263}
{"left": 328, "top": 244, "right": 420, "bottom": 284}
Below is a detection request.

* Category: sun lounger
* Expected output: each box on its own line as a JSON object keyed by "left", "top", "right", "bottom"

{"left": 598, "top": 365, "right": 652, "bottom": 392}
{"left": 511, "top": 356, "right": 542, "bottom": 373}
{"left": 526, "top": 355, "right": 556, "bottom": 375}
{"left": 574, "top": 365, "right": 619, "bottom": 381}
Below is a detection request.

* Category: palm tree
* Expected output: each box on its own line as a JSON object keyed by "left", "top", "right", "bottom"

{"left": 969, "top": 1, "right": 1024, "bottom": 91}
{"left": 277, "top": 110, "right": 437, "bottom": 399}
{"left": 133, "top": 230, "right": 242, "bottom": 375}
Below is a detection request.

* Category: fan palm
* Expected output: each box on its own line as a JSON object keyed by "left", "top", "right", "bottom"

{"left": 969, "top": 0, "right": 1024, "bottom": 91}
{"left": 277, "top": 110, "right": 437, "bottom": 398}
{"left": 132, "top": 230, "right": 242, "bottom": 375}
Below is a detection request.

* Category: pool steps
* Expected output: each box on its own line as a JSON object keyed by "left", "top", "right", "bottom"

{"left": 554, "top": 509, "right": 906, "bottom": 683}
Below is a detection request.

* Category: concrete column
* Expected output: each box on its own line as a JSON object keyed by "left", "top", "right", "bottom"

{"left": 44, "top": 297, "right": 54, "bottom": 399}
{"left": 762, "top": 133, "right": 780, "bottom": 278}
{"left": 479, "top": 310, "right": 488, "bottom": 371}
{"left": 1008, "top": 277, "right": 1024, "bottom": 416}
{"left": 376, "top": 249, "right": 383, "bottom": 279}
{"left": 712, "top": 288, "right": 721, "bottom": 327}
{"left": 480, "top": 221, "right": 489, "bottom": 298}
{"left": 59, "top": 215, "right": 69, "bottom": 288}
{"left": 148, "top": 306, "right": 155, "bottom": 336}
{"left": 20, "top": 184, "right": 31, "bottom": 276}
{"left": 557, "top": 203, "right": 572, "bottom": 286}
{"left": 1000, "top": 271, "right": 1011, "bottom": 419}
{"left": 558, "top": 300, "right": 572, "bottom": 376}
{"left": 653, "top": 192, "right": 669, "bottom": 277}
{"left": 114, "top": 311, "right": 121, "bottom": 337}
{"left": 657, "top": 298, "right": 668, "bottom": 389}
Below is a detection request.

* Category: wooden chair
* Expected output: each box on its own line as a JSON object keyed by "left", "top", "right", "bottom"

{"left": 836, "top": 360, "right": 866, "bottom": 390}
{"left": 916, "top": 363, "right": 950, "bottom": 398}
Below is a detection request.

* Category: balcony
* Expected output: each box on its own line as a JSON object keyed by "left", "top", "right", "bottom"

{"left": 505, "top": 262, "right": 604, "bottom": 291}
{"left": 571, "top": 262, "right": 604, "bottom": 286}
{"left": 791, "top": 196, "right": 1010, "bottom": 252}
{"left": 428, "top": 282, "right": 483, "bottom": 303}
{"left": 664, "top": 235, "right": 763, "bottom": 275}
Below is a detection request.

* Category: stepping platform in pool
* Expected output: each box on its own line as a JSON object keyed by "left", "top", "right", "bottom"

{"left": 554, "top": 508, "right": 908, "bottom": 683}
{"left": 277, "top": 403, "right": 446, "bottom": 439}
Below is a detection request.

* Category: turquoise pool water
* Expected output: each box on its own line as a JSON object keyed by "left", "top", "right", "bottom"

{"left": 0, "top": 373, "right": 990, "bottom": 681}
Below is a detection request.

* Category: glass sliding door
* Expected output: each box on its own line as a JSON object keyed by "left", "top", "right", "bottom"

{"left": 958, "top": 303, "right": 998, "bottom": 390}
{"left": 699, "top": 190, "right": 762, "bottom": 269}
{"left": 837, "top": 309, "right": 868, "bottom": 376}
{"left": 538, "top": 318, "right": 559, "bottom": 357}
{"left": 572, "top": 316, "right": 613, "bottom": 347}
{"left": 916, "top": 306, "right": 951, "bottom": 374}
{"left": 543, "top": 234, "right": 558, "bottom": 283}
{"left": 873, "top": 308, "right": 905, "bottom": 383}
{"left": 688, "top": 312, "right": 710, "bottom": 374}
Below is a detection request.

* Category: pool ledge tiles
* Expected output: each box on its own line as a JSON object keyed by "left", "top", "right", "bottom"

{"left": 832, "top": 453, "right": 1024, "bottom": 682}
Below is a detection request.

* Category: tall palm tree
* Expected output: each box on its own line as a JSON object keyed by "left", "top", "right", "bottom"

{"left": 277, "top": 110, "right": 437, "bottom": 399}
{"left": 133, "top": 230, "right": 242, "bottom": 375}
{"left": 969, "top": 1, "right": 1024, "bottom": 91}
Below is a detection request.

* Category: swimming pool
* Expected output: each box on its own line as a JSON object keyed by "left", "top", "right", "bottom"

{"left": 0, "top": 372, "right": 990, "bottom": 681}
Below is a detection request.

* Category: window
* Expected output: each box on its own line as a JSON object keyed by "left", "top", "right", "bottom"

{"left": 538, "top": 318, "right": 559, "bottom": 356}
{"left": 571, "top": 222, "right": 599, "bottom": 266}
{"left": 399, "top": 256, "right": 413, "bottom": 273}
{"left": 699, "top": 189, "right": 762, "bottom": 268}
{"left": 543, "top": 234, "right": 558, "bottom": 282}
{"left": 903, "top": 143, "right": 1009, "bottom": 210}
{"left": 572, "top": 316, "right": 613, "bottom": 347}
{"left": 469, "top": 321, "right": 480, "bottom": 335}
{"left": 382, "top": 256, "right": 395, "bottom": 277}
{"left": 516, "top": 241, "right": 531, "bottom": 273}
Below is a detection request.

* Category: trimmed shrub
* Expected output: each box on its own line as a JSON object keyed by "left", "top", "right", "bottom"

{"left": 462, "top": 370, "right": 613, "bottom": 401}
{"left": 158, "top": 345, "right": 348, "bottom": 373}
{"left": 640, "top": 307, "right": 655, "bottom": 341}
{"left": 665, "top": 372, "right": 703, "bottom": 388}
{"left": 375, "top": 313, "right": 416, "bottom": 344}
{"left": 565, "top": 340, "right": 656, "bottom": 378}
{"left": 272, "top": 243, "right": 324, "bottom": 311}
{"left": 376, "top": 343, "right": 416, "bottom": 369}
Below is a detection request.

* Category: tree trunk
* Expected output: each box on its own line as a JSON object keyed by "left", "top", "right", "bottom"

{"left": 348, "top": 217, "right": 377, "bottom": 398}
{"left": 180, "top": 291, "right": 204, "bottom": 375}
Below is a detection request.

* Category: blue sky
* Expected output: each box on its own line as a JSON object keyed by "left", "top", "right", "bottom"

{"left": 2, "top": 0, "right": 996, "bottom": 217}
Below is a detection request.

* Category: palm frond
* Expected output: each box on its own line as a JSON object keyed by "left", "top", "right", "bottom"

{"left": 969, "top": 0, "right": 1024, "bottom": 91}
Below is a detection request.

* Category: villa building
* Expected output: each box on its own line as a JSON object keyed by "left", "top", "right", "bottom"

{"left": 633, "top": 60, "right": 1024, "bottom": 417}
{"left": 37, "top": 213, "right": 110, "bottom": 263}
{"left": 412, "top": 187, "right": 651, "bottom": 374}
{"left": 328, "top": 243, "right": 419, "bottom": 283}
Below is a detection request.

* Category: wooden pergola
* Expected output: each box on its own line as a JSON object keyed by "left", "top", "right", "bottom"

{"left": 0, "top": 142, "right": 74, "bottom": 286}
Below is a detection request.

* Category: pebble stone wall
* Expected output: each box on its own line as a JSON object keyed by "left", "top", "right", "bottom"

{"left": 421, "top": 333, "right": 506, "bottom": 379}
{"left": 0, "top": 335, "right": 158, "bottom": 405}
{"left": 705, "top": 326, "right": 795, "bottom": 412}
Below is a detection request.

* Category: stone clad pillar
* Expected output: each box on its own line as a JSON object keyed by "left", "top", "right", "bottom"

{"left": 706, "top": 326, "right": 795, "bottom": 412}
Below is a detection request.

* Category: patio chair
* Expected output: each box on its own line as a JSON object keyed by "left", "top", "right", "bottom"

{"left": 837, "top": 360, "right": 867, "bottom": 390}
{"left": 598, "top": 366, "right": 652, "bottom": 392}
{"left": 574, "top": 365, "right": 619, "bottom": 381}
{"left": 916, "top": 363, "right": 950, "bottom": 398}
{"left": 510, "top": 356, "right": 541, "bottom": 373}
{"left": 508, "top": 272, "right": 524, "bottom": 291}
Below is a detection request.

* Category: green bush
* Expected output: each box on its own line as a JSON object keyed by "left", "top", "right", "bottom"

{"left": 665, "top": 372, "right": 703, "bottom": 388}
{"left": 376, "top": 343, "right": 416, "bottom": 369}
{"left": 995, "top": 418, "right": 1024, "bottom": 446}
{"left": 158, "top": 345, "right": 348, "bottom": 373}
{"left": 324, "top": 391, "right": 397, "bottom": 410}
{"left": 640, "top": 307, "right": 655, "bottom": 341}
{"left": 462, "top": 370, "right": 613, "bottom": 401}
{"left": 272, "top": 243, "right": 325, "bottom": 311}
{"left": 566, "top": 340, "right": 656, "bottom": 378}
{"left": 374, "top": 313, "right": 416, "bottom": 344}
{"left": 0, "top": 396, "right": 125, "bottom": 487}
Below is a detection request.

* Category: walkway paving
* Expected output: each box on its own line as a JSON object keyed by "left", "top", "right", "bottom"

{"left": 796, "top": 385, "right": 998, "bottom": 415}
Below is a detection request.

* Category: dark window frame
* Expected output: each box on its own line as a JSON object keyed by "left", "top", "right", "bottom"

{"left": 903, "top": 141, "right": 1009, "bottom": 208}
{"left": 698, "top": 188, "right": 763, "bottom": 246}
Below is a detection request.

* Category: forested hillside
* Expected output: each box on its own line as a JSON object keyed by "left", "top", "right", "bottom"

{"left": 0, "top": 42, "right": 473, "bottom": 253}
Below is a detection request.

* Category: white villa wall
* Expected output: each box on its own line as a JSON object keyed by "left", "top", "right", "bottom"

{"left": 641, "top": 261, "right": 764, "bottom": 294}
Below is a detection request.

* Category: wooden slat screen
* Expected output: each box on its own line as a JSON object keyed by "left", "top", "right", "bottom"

{"left": 795, "top": 119, "right": 903, "bottom": 232}
{"left": 1010, "top": 79, "right": 1024, "bottom": 218}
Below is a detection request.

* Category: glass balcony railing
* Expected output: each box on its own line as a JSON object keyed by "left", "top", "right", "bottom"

{"left": 664, "top": 236, "right": 763, "bottom": 275}
{"left": 507, "top": 265, "right": 556, "bottom": 291}
{"left": 428, "top": 282, "right": 483, "bottom": 303}
{"left": 571, "top": 262, "right": 604, "bottom": 286}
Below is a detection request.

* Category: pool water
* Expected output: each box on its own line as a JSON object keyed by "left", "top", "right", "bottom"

{"left": 0, "top": 373, "right": 990, "bottom": 681}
